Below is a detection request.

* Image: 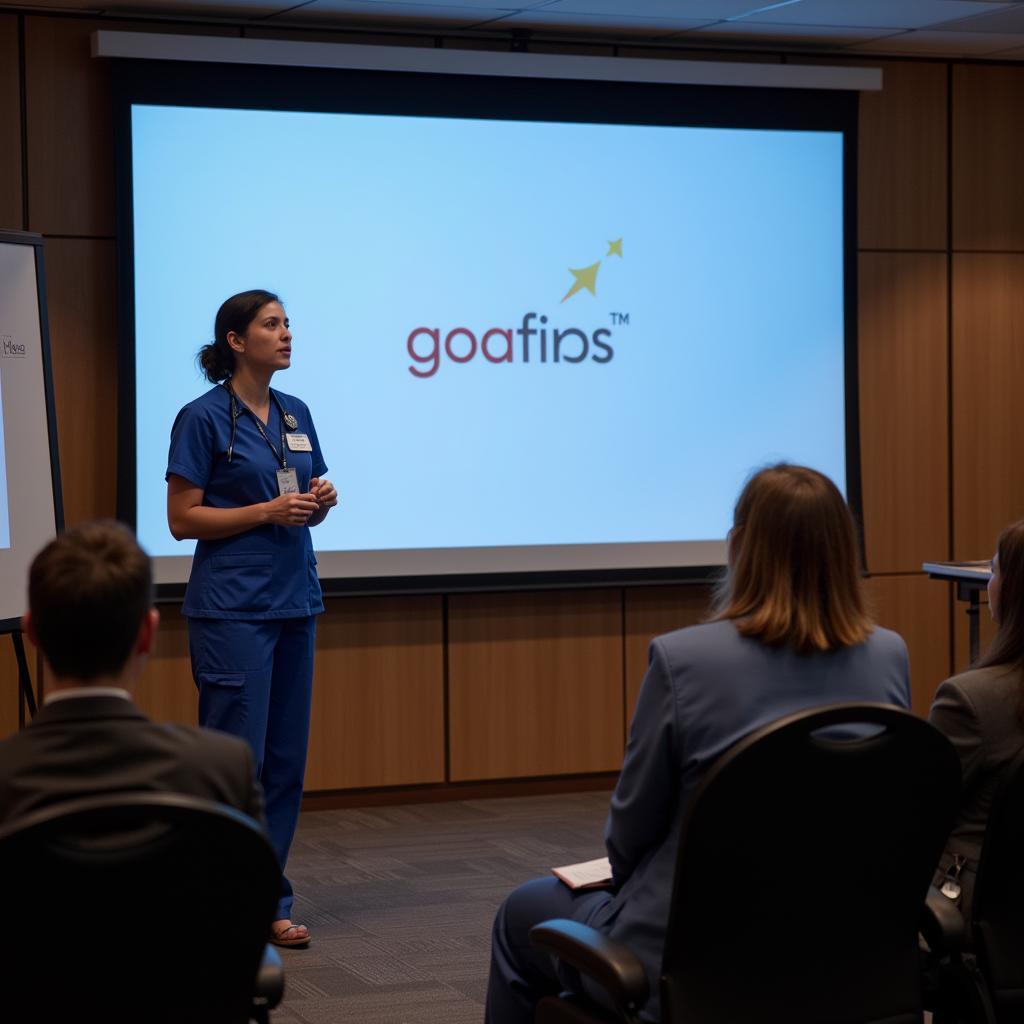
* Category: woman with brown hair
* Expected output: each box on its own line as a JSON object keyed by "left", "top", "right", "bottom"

{"left": 929, "top": 519, "right": 1024, "bottom": 934}
{"left": 485, "top": 463, "right": 911, "bottom": 1024}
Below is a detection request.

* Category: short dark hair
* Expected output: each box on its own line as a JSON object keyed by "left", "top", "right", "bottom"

{"left": 711, "top": 463, "right": 872, "bottom": 653}
{"left": 28, "top": 520, "right": 153, "bottom": 680}
{"left": 197, "top": 289, "right": 280, "bottom": 383}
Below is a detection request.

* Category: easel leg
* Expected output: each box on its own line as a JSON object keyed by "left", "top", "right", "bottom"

{"left": 11, "top": 631, "right": 37, "bottom": 722}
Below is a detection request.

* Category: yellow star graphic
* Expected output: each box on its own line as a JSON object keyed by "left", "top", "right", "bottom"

{"left": 561, "top": 261, "right": 601, "bottom": 303}
{"left": 606, "top": 238, "right": 623, "bottom": 258}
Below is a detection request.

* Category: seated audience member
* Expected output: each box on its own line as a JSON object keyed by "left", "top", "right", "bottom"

{"left": 486, "top": 464, "right": 912, "bottom": 1024}
{"left": 929, "top": 519, "right": 1024, "bottom": 938}
{"left": 0, "top": 520, "right": 264, "bottom": 827}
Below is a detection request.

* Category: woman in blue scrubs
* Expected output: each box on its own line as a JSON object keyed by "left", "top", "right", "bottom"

{"left": 166, "top": 289, "right": 337, "bottom": 948}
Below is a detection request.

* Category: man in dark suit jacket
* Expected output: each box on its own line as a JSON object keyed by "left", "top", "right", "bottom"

{"left": 0, "top": 520, "right": 264, "bottom": 827}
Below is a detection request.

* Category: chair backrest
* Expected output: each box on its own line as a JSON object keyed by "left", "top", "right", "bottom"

{"left": 0, "top": 792, "right": 280, "bottom": 1024}
{"left": 660, "top": 703, "right": 960, "bottom": 1024}
{"left": 973, "top": 746, "right": 1024, "bottom": 1021}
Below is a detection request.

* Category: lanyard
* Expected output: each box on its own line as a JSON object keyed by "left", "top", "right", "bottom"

{"left": 224, "top": 382, "right": 291, "bottom": 468}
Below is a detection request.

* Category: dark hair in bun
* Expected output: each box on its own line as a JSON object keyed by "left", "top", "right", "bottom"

{"left": 197, "top": 289, "right": 280, "bottom": 383}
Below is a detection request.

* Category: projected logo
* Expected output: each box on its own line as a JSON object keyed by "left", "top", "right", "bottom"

{"left": 562, "top": 237, "right": 623, "bottom": 303}
{"left": 407, "top": 239, "right": 626, "bottom": 379}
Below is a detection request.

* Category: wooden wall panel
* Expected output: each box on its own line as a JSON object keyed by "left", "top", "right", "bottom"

{"left": 623, "top": 584, "right": 712, "bottom": 723}
{"left": 24, "top": 18, "right": 241, "bottom": 237}
{"left": 43, "top": 238, "right": 117, "bottom": 525}
{"left": 953, "top": 65, "right": 1024, "bottom": 252}
{"left": 864, "top": 574, "right": 950, "bottom": 716}
{"left": 858, "top": 252, "right": 948, "bottom": 573}
{"left": 449, "top": 590, "right": 623, "bottom": 781}
{"left": 0, "top": 15, "right": 22, "bottom": 232}
{"left": 305, "top": 595, "right": 445, "bottom": 791}
{"left": 25, "top": 17, "right": 114, "bottom": 236}
{"left": 136, "top": 596, "right": 446, "bottom": 792}
{"left": 134, "top": 603, "right": 198, "bottom": 725}
{"left": 952, "top": 254, "right": 1024, "bottom": 559}
{"left": 858, "top": 60, "right": 947, "bottom": 251}
{"left": 0, "top": 638, "right": 25, "bottom": 742}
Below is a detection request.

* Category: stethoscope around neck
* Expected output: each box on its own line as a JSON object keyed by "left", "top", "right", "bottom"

{"left": 224, "top": 380, "right": 297, "bottom": 464}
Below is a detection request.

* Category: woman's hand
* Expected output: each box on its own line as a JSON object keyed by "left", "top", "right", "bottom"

{"left": 311, "top": 478, "right": 337, "bottom": 510}
{"left": 262, "top": 492, "right": 319, "bottom": 527}
{"left": 308, "top": 478, "right": 338, "bottom": 526}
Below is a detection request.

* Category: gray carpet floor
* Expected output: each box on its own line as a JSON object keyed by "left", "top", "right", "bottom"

{"left": 271, "top": 790, "right": 612, "bottom": 1024}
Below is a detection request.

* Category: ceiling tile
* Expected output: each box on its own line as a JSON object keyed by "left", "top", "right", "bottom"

{"left": 16, "top": 0, "right": 1024, "bottom": 59}
{"left": 691, "top": 20, "right": 903, "bottom": 45}
{"left": 535, "top": 0, "right": 766, "bottom": 17}
{"left": 490, "top": 10, "right": 718, "bottom": 34}
{"left": 848, "top": 27, "right": 1024, "bottom": 54}
{"left": 931, "top": 5, "right": 1024, "bottom": 31}
{"left": 733, "top": 0, "right": 1011, "bottom": 30}
{"left": 268, "top": 0, "right": 513, "bottom": 26}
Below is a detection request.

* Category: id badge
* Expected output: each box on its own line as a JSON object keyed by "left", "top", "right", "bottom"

{"left": 276, "top": 467, "right": 299, "bottom": 496}
{"left": 286, "top": 433, "right": 313, "bottom": 452}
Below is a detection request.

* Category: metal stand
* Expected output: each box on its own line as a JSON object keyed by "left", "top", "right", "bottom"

{"left": 924, "top": 561, "right": 990, "bottom": 669}
{"left": 959, "top": 581, "right": 981, "bottom": 666}
{"left": 11, "top": 631, "right": 37, "bottom": 725}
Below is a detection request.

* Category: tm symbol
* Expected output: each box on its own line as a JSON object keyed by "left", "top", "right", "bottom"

{"left": 610, "top": 312, "right": 630, "bottom": 326}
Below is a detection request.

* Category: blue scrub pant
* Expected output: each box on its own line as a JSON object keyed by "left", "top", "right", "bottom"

{"left": 486, "top": 876, "right": 614, "bottom": 1024}
{"left": 188, "top": 615, "right": 317, "bottom": 922}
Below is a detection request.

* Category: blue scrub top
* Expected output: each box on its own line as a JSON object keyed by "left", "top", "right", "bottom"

{"left": 166, "top": 383, "right": 328, "bottom": 620}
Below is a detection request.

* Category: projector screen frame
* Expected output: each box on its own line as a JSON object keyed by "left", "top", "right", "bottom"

{"left": 112, "top": 55, "right": 862, "bottom": 600}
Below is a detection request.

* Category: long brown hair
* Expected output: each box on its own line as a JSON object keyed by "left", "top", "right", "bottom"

{"left": 976, "top": 521, "right": 1024, "bottom": 724}
{"left": 711, "top": 464, "right": 872, "bottom": 653}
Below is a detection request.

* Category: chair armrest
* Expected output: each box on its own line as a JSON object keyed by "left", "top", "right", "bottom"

{"left": 921, "top": 884, "right": 965, "bottom": 955}
{"left": 530, "top": 918, "right": 649, "bottom": 1013}
{"left": 254, "top": 944, "right": 285, "bottom": 1010}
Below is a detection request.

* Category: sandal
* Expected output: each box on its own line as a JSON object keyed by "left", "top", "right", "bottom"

{"left": 270, "top": 922, "right": 311, "bottom": 948}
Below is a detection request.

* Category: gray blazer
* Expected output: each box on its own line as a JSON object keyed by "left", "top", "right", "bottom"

{"left": 0, "top": 694, "right": 266, "bottom": 828}
{"left": 929, "top": 665, "right": 1024, "bottom": 930}
{"left": 574, "top": 620, "right": 911, "bottom": 1023}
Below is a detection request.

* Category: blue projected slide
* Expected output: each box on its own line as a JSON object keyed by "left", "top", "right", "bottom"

{"left": 0, "top": 367, "right": 9, "bottom": 550}
{"left": 131, "top": 104, "right": 846, "bottom": 579}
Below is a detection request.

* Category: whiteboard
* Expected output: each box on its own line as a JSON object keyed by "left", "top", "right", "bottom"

{"left": 0, "top": 232, "right": 63, "bottom": 629}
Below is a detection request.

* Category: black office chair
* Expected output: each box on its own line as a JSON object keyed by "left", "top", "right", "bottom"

{"left": 0, "top": 792, "right": 285, "bottom": 1024}
{"left": 927, "top": 748, "right": 1024, "bottom": 1024}
{"left": 531, "top": 703, "right": 961, "bottom": 1024}
{"left": 972, "top": 745, "right": 1024, "bottom": 1021}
